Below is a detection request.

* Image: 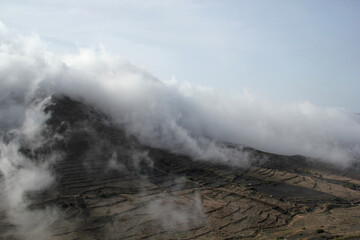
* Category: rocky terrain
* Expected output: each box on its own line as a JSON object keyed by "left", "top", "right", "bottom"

{"left": 1, "top": 96, "right": 360, "bottom": 240}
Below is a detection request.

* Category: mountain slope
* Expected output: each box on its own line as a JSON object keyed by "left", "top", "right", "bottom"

{"left": 1, "top": 96, "right": 360, "bottom": 240}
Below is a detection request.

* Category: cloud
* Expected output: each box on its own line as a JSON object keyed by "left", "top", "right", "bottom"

{"left": 106, "top": 149, "right": 154, "bottom": 175}
{"left": 0, "top": 19, "right": 359, "bottom": 240}
{"left": 146, "top": 191, "right": 205, "bottom": 230}
{"left": 0, "top": 97, "right": 62, "bottom": 240}
{"left": 1, "top": 21, "right": 359, "bottom": 171}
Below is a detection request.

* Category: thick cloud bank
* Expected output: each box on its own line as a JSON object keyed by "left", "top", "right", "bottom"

{"left": 1, "top": 21, "right": 360, "bottom": 168}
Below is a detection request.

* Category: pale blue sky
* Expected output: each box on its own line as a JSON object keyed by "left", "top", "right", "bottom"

{"left": 1, "top": 0, "right": 359, "bottom": 110}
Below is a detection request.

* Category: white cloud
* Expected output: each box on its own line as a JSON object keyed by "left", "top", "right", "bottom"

{"left": 0, "top": 97, "right": 62, "bottom": 240}
{"left": 147, "top": 191, "right": 205, "bottom": 230}
{"left": 0, "top": 18, "right": 359, "bottom": 240}
{"left": 1, "top": 22, "right": 359, "bottom": 169}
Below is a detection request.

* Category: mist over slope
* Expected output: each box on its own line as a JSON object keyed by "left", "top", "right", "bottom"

{"left": 1, "top": 21, "right": 360, "bottom": 166}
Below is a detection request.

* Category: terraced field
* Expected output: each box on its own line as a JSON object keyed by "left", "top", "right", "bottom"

{"left": 1, "top": 96, "right": 360, "bottom": 239}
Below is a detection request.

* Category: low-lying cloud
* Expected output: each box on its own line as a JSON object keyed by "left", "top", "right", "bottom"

{"left": 1, "top": 20, "right": 360, "bottom": 170}
{"left": 0, "top": 97, "right": 62, "bottom": 239}
{"left": 147, "top": 191, "right": 205, "bottom": 230}
{"left": 1, "top": 19, "right": 360, "bottom": 239}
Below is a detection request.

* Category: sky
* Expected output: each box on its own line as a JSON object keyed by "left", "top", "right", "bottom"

{"left": 0, "top": 0, "right": 359, "bottom": 111}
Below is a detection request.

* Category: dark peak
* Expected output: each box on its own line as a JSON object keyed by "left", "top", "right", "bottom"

{"left": 44, "top": 95, "right": 109, "bottom": 133}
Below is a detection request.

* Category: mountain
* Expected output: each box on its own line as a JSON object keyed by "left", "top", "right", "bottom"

{"left": 1, "top": 95, "right": 360, "bottom": 240}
